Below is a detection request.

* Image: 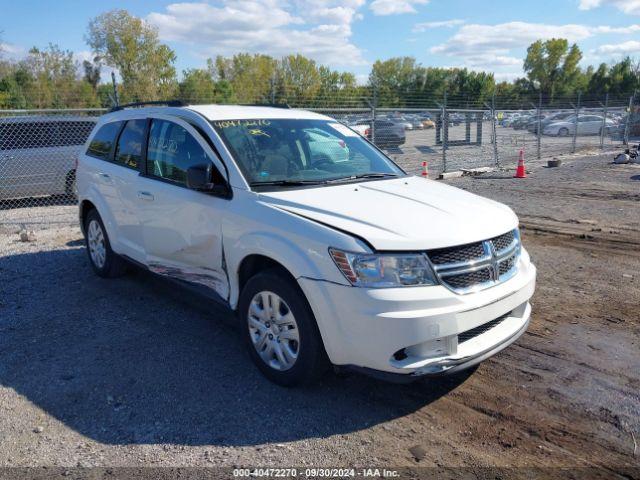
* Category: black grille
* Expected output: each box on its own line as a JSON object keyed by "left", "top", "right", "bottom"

{"left": 428, "top": 242, "right": 485, "bottom": 265}
{"left": 499, "top": 255, "right": 517, "bottom": 275}
{"left": 458, "top": 313, "right": 510, "bottom": 343}
{"left": 443, "top": 267, "right": 492, "bottom": 289}
{"left": 491, "top": 230, "right": 515, "bottom": 251}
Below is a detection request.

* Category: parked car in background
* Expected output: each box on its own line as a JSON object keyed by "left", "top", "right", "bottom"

{"left": 357, "top": 119, "right": 406, "bottom": 147}
{"left": 511, "top": 116, "right": 532, "bottom": 130}
{"left": 417, "top": 112, "right": 436, "bottom": 129}
{"left": 543, "top": 115, "right": 614, "bottom": 136}
{"left": 528, "top": 111, "right": 574, "bottom": 134}
{"left": 391, "top": 116, "right": 414, "bottom": 131}
{"left": 0, "top": 116, "right": 96, "bottom": 200}
{"left": 404, "top": 115, "right": 424, "bottom": 130}
{"left": 77, "top": 102, "right": 536, "bottom": 386}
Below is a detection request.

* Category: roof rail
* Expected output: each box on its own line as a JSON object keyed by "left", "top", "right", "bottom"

{"left": 109, "top": 100, "right": 186, "bottom": 112}
{"left": 247, "top": 103, "right": 291, "bottom": 109}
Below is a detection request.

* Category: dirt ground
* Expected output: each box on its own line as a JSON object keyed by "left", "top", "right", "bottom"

{"left": 0, "top": 153, "right": 638, "bottom": 478}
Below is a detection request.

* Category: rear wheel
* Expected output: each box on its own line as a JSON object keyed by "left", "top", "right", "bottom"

{"left": 84, "top": 209, "right": 127, "bottom": 278}
{"left": 558, "top": 127, "right": 569, "bottom": 137}
{"left": 239, "top": 269, "right": 329, "bottom": 386}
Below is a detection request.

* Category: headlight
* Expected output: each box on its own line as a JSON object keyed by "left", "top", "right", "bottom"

{"left": 329, "top": 248, "right": 438, "bottom": 288}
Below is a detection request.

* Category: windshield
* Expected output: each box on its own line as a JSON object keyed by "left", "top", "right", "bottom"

{"left": 211, "top": 118, "right": 404, "bottom": 187}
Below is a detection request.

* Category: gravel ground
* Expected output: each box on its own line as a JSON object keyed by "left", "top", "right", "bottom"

{"left": 0, "top": 153, "right": 639, "bottom": 478}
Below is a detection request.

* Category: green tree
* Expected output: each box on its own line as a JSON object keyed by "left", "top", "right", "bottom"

{"left": 86, "top": 9, "right": 177, "bottom": 102}
{"left": 209, "top": 53, "right": 277, "bottom": 103}
{"left": 523, "top": 39, "right": 582, "bottom": 102}
{"left": 83, "top": 59, "right": 101, "bottom": 91}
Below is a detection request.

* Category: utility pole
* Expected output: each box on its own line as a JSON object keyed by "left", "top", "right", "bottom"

{"left": 111, "top": 71, "right": 119, "bottom": 107}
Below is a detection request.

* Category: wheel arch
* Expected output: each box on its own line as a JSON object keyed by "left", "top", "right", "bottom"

{"left": 79, "top": 199, "right": 97, "bottom": 236}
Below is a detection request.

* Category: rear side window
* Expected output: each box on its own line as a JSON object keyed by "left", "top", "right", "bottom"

{"left": 146, "top": 119, "right": 210, "bottom": 185}
{"left": 115, "top": 120, "right": 146, "bottom": 170}
{"left": 87, "top": 122, "right": 123, "bottom": 160}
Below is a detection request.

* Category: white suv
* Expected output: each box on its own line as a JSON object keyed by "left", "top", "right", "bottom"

{"left": 77, "top": 102, "right": 536, "bottom": 386}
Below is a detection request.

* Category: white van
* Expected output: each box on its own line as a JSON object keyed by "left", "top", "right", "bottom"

{"left": 0, "top": 116, "right": 96, "bottom": 201}
{"left": 77, "top": 102, "right": 536, "bottom": 386}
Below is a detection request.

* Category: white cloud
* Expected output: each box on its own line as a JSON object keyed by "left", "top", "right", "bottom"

{"left": 431, "top": 22, "right": 593, "bottom": 58}
{"left": 369, "top": 0, "right": 429, "bottom": 15}
{"left": 592, "top": 24, "right": 640, "bottom": 33}
{"left": 428, "top": 21, "right": 597, "bottom": 75}
{"left": 593, "top": 40, "right": 640, "bottom": 55}
{"left": 430, "top": 20, "right": 640, "bottom": 73}
{"left": 578, "top": 0, "right": 640, "bottom": 14}
{"left": 412, "top": 19, "right": 465, "bottom": 32}
{"left": 0, "top": 42, "right": 25, "bottom": 59}
{"left": 147, "top": 0, "right": 368, "bottom": 67}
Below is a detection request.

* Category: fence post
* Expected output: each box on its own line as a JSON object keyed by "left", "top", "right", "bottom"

{"left": 600, "top": 92, "right": 608, "bottom": 150}
{"left": 491, "top": 92, "right": 500, "bottom": 167}
{"left": 536, "top": 92, "right": 542, "bottom": 160}
{"left": 371, "top": 82, "right": 378, "bottom": 145}
{"left": 442, "top": 90, "right": 448, "bottom": 173}
{"left": 571, "top": 91, "right": 581, "bottom": 154}
{"left": 623, "top": 91, "right": 636, "bottom": 146}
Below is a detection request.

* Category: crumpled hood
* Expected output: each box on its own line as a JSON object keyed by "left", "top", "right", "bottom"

{"left": 258, "top": 176, "right": 518, "bottom": 251}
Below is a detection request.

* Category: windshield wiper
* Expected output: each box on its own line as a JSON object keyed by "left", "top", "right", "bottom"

{"left": 325, "top": 172, "right": 399, "bottom": 183}
{"left": 250, "top": 179, "right": 325, "bottom": 187}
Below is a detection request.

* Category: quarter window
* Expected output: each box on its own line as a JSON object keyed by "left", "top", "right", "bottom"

{"left": 146, "top": 120, "right": 211, "bottom": 185}
{"left": 115, "top": 120, "right": 146, "bottom": 169}
{"left": 86, "top": 122, "right": 123, "bottom": 160}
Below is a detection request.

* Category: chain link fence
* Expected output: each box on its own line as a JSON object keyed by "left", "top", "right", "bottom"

{"left": 1, "top": 91, "right": 638, "bottom": 227}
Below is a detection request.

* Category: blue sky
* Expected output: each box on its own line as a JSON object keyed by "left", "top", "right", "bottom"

{"left": 1, "top": 0, "right": 639, "bottom": 83}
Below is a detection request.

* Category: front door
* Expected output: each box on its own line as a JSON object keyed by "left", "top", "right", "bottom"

{"left": 136, "top": 117, "right": 230, "bottom": 301}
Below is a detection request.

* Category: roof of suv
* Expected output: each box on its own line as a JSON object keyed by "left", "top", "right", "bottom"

{"left": 103, "top": 104, "right": 331, "bottom": 122}
{"left": 187, "top": 104, "right": 330, "bottom": 121}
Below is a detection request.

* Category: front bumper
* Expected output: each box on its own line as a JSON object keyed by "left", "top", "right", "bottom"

{"left": 298, "top": 252, "right": 536, "bottom": 378}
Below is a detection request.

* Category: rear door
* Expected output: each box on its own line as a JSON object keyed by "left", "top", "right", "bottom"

{"left": 84, "top": 119, "right": 147, "bottom": 262}
{"left": 136, "top": 116, "right": 231, "bottom": 301}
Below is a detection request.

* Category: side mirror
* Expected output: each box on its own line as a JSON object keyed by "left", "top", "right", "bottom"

{"left": 186, "top": 163, "right": 213, "bottom": 190}
{"left": 186, "top": 163, "right": 230, "bottom": 197}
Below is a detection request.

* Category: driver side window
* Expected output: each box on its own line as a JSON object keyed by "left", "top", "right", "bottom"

{"left": 146, "top": 119, "right": 211, "bottom": 185}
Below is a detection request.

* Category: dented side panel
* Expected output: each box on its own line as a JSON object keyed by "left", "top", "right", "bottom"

{"left": 136, "top": 174, "right": 230, "bottom": 301}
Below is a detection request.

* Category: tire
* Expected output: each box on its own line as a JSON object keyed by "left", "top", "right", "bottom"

{"left": 84, "top": 209, "right": 127, "bottom": 278}
{"left": 238, "top": 269, "right": 329, "bottom": 386}
{"left": 558, "top": 127, "right": 569, "bottom": 137}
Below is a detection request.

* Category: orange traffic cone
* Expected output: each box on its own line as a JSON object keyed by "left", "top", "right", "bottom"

{"left": 514, "top": 149, "right": 527, "bottom": 178}
{"left": 421, "top": 160, "right": 429, "bottom": 178}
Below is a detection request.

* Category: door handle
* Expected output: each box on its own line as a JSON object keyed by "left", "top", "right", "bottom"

{"left": 137, "top": 191, "right": 154, "bottom": 201}
{"left": 97, "top": 172, "right": 111, "bottom": 179}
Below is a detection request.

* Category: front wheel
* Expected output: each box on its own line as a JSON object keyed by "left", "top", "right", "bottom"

{"left": 558, "top": 127, "right": 569, "bottom": 137}
{"left": 238, "top": 269, "right": 329, "bottom": 386}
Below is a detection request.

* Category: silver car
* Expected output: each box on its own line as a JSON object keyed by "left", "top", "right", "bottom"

{"left": 543, "top": 114, "right": 614, "bottom": 136}
{"left": 0, "top": 116, "right": 96, "bottom": 200}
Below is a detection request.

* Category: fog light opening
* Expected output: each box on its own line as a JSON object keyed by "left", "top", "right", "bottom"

{"left": 393, "top": 348, "right": 408, "bottom": 361}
